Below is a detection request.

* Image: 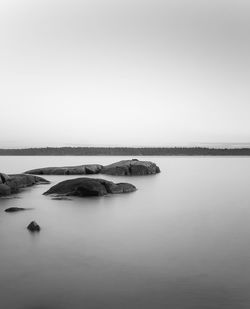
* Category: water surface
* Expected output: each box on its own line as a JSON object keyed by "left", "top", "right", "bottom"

{"left": 0, "top": 156, "right": 250, "bottom": 309}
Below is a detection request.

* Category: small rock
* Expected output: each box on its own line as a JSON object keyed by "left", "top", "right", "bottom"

{"left": 5, "top": 207, "right": 25, "bottom": 213}
{"left": 27, "top": 221, "right": 41, "bottom": 232}
{"left": 51, "top": 197, "right": 72, "bottom": 200}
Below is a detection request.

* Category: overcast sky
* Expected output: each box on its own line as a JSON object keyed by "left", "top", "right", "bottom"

{"left": 0, "top": 0, "right": 250, "bottom": 147}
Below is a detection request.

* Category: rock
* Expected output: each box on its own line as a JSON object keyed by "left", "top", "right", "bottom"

{"left": 0, "top": 184, "right": 11, "bottom": 196}
{"left": 0, "top": 173, "right": 10, "bottom": 184}
{"left": 27, "top": 221, "right": 41, "bottom": 232}
{"left": 101, "top": 159, "right": 160, "bottom": 176}
{"left": 51, "top": 197, "right": 72, "bottom": 201}
{"left": 5, "top": 207, "right": 26, "bottom": 212}
{"left": 0, "top": 173, "right": 50, "bottom": 197}
{"left": 0, "top": 196, "right": 21, "bottom": 200}
{"left": 43, "top": 177, "right": 136, "bottom": 197}
{"left": 24, "top": 160, "right": 160, "bottom": 176}
{"left": 24, "top": 164, "right": 103, "bottom": 175}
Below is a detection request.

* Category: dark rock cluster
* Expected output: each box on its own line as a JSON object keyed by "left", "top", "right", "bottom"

{"left": 1, "top": 159, "right": 160, "bottom": 232}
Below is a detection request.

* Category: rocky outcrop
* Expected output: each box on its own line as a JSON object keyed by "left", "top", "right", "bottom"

{"left": 27, "top": 221, "right": 41, "bottom": 232}
{"left": 101, "top": 159, "right": 160, "bottom": 176}
{"left": 24, "top": 160, "right": 160, "bottom": 176}
{"left": 0, "top": 173, "right": 49, "bottom": 197}
{"left": 43, "top": 177, "right": 136, "bottom": 197}
{"left": 25, "top": 164, "right": 103, "bottom": 175}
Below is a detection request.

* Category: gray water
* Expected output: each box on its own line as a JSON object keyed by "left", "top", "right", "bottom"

{"left": 0, "top": 156, "right": 250, "bottom": 309}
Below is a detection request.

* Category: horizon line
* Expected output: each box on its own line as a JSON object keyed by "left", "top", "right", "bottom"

{"left": 1, "top": 144, "right": 250, "bottom": 150}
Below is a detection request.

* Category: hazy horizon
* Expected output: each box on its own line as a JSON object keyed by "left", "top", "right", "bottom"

{"left": 1, "top": 142, "right": 250, "bottom": 150}
{"left": 1, "top": 0, "right": 250, "bottom": 147}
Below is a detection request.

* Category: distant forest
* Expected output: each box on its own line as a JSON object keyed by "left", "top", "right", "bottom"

{"left": 0, "top": 147, "right": 250, "bottom": 156}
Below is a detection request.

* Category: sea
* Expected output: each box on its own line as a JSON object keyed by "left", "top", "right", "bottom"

{"left": 0, "top": 156, "right": 250, "bottom": 309}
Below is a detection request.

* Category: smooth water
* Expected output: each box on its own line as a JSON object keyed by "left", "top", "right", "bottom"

{"left": 0, "top": 156, "right": 250, "bottom": 309}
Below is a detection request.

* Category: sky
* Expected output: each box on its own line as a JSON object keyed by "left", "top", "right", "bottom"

{"left": 0, "top": 0, "right": 250, "bottom": 147}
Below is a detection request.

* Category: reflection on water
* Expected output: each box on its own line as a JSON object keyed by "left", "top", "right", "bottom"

{"left": 0, "top": 156, "right": 250, "bottom": 309}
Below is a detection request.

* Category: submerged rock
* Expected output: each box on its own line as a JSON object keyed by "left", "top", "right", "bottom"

{"left": 0, "top": 173, "right": 49, "bottom": 197}
{"left": 5, "top": 207, "right": 26, "bottom": 213}
{"left": 27, "top": 221, "right": 41, "bottom": 232}
{"left": 0, "top": 196, "right": 21, "bottom": 200}
{"left": 43, "top": 177, "right": 136, "bottom": 197}
{"left": 101, "top": 159, "right": 160, "bottom": 176}
{"left": 51, "top": 197, "right": 72, "bottom": 201}
{"left": 25, "top": 164, "right": 103, "bottom": 175}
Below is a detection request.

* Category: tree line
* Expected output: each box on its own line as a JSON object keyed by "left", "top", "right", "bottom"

{"left": 0, "top": 147, "right": 250, "bottom": 155}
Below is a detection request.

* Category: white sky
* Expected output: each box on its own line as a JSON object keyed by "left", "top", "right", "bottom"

{"left": 0, "top": 0, "right": 250, "bottom": 147}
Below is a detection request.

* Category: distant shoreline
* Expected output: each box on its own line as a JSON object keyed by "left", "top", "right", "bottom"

{"left": 1, "top": 147, "right": 250, "bottom": 156}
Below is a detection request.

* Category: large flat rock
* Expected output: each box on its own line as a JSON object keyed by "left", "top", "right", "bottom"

{"left": 25, "top": 164, "right": 103, "bottom": 175}
{"left": 43, "top": 177, "right": 136, "bottom": 197}
{"left": 24, "top": 160, "right": 160, "bottom": 176}
{"left": 0, "top": 173, "right": 49, "bottom": 196}
{"left": 101, "top": 159, "right": 160, "bottom": 176}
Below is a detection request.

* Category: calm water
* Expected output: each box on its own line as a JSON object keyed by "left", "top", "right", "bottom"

{"left": 0, "top": 156, "right": 250, "bottom": 309}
